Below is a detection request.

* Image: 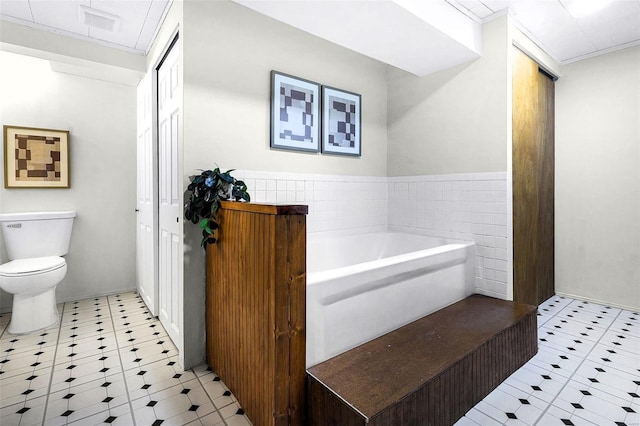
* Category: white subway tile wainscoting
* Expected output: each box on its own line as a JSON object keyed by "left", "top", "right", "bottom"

{"left": 1, "top": 292, "right": 637, "bottom": 425}
{"left": 233, "top": 170, "right": 388, "bottom": 235}
{"left": 387, "top": 172, "right": 510, "bottom": 300}
{"left": 235, "top": 170, "right": 512, "bottom": 300}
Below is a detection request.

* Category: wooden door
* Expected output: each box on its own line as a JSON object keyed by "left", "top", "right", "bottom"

{"left": 512, "top": 48, "right": 555, "bottom": 306}
{"left": 157, "top": 37, "right": 182, "bottom": 346}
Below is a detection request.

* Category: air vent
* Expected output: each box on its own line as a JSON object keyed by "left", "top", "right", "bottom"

{"left": 78, "top": 5, "right": 120, "bottom": 32}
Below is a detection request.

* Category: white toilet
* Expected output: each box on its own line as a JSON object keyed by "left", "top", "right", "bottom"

{"left": 0, "top": 211, "right": 76, "bottom": 334}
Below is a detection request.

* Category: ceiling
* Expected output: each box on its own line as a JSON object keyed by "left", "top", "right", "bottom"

{"left": 232, "top": 0, "right": 483, "bottom": 76}
{"left": 0, "top": 0, "right": 638, "bottom": 69}
{"left": 0, "top": 0, "right": 170, "bottom": 54}
{"left": 448, "top": 0, "right": 640, "bottom": 63}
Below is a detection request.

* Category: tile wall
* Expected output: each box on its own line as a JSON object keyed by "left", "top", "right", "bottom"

{"left": 387, "top": 172, "right": 511, "bottom": 299}
{"left": 234, "top": 170, "right": 511, "bottom": 300}
{"left": 233, "top": 170, "right": 388, "bottom": 235}
{"left": 388, "top": 172, "right": 512, "bottom": 299}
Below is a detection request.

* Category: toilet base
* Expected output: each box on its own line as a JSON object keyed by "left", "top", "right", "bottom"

{"left": 8, "top": 287, "right": 59, "bottom": 334}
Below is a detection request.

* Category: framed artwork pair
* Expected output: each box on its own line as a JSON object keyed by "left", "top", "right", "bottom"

{"left": 270, "top": 71, "right": 361, "bottom": 157}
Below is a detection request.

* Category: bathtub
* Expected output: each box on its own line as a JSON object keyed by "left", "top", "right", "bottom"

{"left": 306, "top": 231, "right": 475, "bottom": 367}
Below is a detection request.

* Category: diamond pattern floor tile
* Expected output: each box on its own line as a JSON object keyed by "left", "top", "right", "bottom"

{"left": 2, "top": 291, "right": 639, "bottom": 426}
{"left": 0, "top": 395, "right": 47, "bottom": 426}
{"left": 66, "top": 401, "right": 133, "bottom": 425}
{"left": 124, "top": 356, "right": 196, "bottom": 401}
{"left": 0, "top": 366, "right": 52, "bottom": 409}
{"left": 44, "top": 373, "right": 129, "bottom": 425}
{"left": 456, "top": 296, "right": 640, "bottom": 426}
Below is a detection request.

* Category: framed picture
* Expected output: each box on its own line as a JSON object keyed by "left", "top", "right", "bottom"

{"left": 3, "top": 125, "right": 70, "bottom": 188}
{"left": 322, "top": 86, "right": 361, "bottom": 157}
{"left": 270, "top": 71, "right": 320, "bottom": 153}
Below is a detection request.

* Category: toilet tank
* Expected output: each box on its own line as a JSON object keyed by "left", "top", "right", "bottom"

{"left": 0, "top": 211, "right": 76, "bottom": 260}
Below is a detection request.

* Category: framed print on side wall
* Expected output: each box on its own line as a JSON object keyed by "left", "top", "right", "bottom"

{"left": 322, "top": 86, "right": 361, "bottom": 157}
{"left": 3, "top": 125, "right": 70, "bottom": 188}
{"left": 270, "top": 71, "right": 320, "bottom": 153}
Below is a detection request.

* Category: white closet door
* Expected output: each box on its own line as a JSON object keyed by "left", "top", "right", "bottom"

{"left": 136, "top": 74, "right": 158, "bottom": 316}
{"left": 157, "top": 39, "right": 182, "bottom": 347}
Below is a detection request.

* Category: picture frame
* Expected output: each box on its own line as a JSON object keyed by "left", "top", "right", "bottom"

{"left": 321, "top": 86, "right": 361, "bottom": 157}
{"left": 270, "top": 71, "right": 321, "bottom": 153}
{"left": 3, "top": 125, "right": 70, "bottom": 188}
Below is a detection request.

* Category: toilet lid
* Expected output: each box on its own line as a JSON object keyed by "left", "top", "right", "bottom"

{"left": 0, "top": 256, "right": 66, "bottom": 277}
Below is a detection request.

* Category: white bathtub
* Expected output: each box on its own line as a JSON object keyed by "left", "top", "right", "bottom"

{"left": 306, "top": 231, "right": 475, "bottom": 367}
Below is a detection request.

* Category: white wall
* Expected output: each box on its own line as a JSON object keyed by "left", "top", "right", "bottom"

{"left": 387, "top": 15, "right": 508, "bottom": 176}
{"left": 556, "top": 46, "right": 640, "bottom": 311}
{"left": 0, "top": 51, "right": 137, "bottom": 311}
{"left": 173, "top": 0, "right": 389, "bottom": 368}
{"left": 384, "top": 16, "right": 512, "bottom": 300}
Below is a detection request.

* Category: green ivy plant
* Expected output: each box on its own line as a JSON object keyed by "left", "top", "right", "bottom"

{"left": 184, "top": 167, "right": 250, "bottom": 248}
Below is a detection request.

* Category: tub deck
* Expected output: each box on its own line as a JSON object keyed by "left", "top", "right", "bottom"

{"left": 306, "top": 294, "right": 538, "bottom": 425}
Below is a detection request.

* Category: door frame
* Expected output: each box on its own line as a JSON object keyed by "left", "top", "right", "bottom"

{"left": 155, "top": 30, "right": 182, "bottom": 349}
{"left": 136, "top": 72, "right": 159, "bottom": 316}
{"left": 136, "top": 28, "right": 180, "bottom": 318}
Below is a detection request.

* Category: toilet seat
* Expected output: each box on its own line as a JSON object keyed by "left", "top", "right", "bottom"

{"left": 0, "top": 256, "right": 66, "bottom": 277}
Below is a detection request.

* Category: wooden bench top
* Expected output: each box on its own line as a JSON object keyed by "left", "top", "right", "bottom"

{"left": 306, "top": 294, "right": 537, "bottom": 419}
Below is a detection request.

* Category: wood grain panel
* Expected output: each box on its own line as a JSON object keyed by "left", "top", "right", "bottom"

{"left": 512, "top": 48, "right": 555, "bottom": 305}
{"left": 307, "top": 295, "right": 538, "bottom": 425}
{"left": 219, "top": 200, "right": 308, "bottom": 216}
{"left": 207, "top": 203, "right": 307, "bottom": 426}
{"left": 537, "top": 72, "right": 555, "bottom": 303}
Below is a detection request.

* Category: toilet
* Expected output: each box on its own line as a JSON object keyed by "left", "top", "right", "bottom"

{"left": 0, "top": 211, "right": 76, "bottom": 334}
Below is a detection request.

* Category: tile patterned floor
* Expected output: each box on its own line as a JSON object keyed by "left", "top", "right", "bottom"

{"left": 456, "top": 296, "right": 640, "bottom": 426}
{"left": 1, "top": 293, "right": 638, "bottom": 425}
{"left": 0, "top": 292, "right": 251, "bottom": 426}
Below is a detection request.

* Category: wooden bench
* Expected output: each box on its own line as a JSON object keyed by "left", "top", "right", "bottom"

{"left": 306, "top": 294, "right": 537, "bottom": 425}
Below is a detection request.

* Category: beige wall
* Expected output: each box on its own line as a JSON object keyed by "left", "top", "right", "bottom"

{"left": 174, "top": 0, "right": 389, "bottom": 368}
{"left": 0, "top": 51, "right": 137, "bottom": 311}
{"left": 555, "top": 46, "right": 640, "bottom": 310}
{"left": 387, "top": 15, "right": 509, "bottom": 176}
{"left": 182, "top": 0, "right": 388, "bottom": 177}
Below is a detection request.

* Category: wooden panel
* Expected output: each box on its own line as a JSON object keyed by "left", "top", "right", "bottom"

{"left": 207, "top": 209, "right": 274, "bottom": 425}
{"left": 537, "top": 72, "right": 555, "bottom": 303}
{"left": 207, "top": 204, "right": 306, "bottom": 426}
{"left": 512, "top": 48, "right": 555, "bottom": 306}
{"left": 306, "top": 378, "right": 365, "bottom": 426}
{"left": 220, "top": 200, "right": 308, "bottom": 216}
{"left": 274, "top": 214, "right": 307, "bottom": 425}
{"left": 307, "top": 295, "right": 537, "bottom": 424}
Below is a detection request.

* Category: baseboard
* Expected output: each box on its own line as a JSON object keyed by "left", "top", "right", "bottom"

{"left": 555, "top": 291, "right": 639, "bottom": 313}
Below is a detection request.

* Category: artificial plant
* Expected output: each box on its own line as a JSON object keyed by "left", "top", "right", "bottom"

{"left": 184, "top": 167, "right": 250, "bottom": 248}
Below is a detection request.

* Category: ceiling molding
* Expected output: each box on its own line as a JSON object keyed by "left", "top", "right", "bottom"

{"left": 0, "top": 19, "right": 146, "bottom": 81}
{"left": 0, "top": 14, "right": 146, "bottom": 55}
{"left": 561, "top": 39, "right": 640, "bottom": 65}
